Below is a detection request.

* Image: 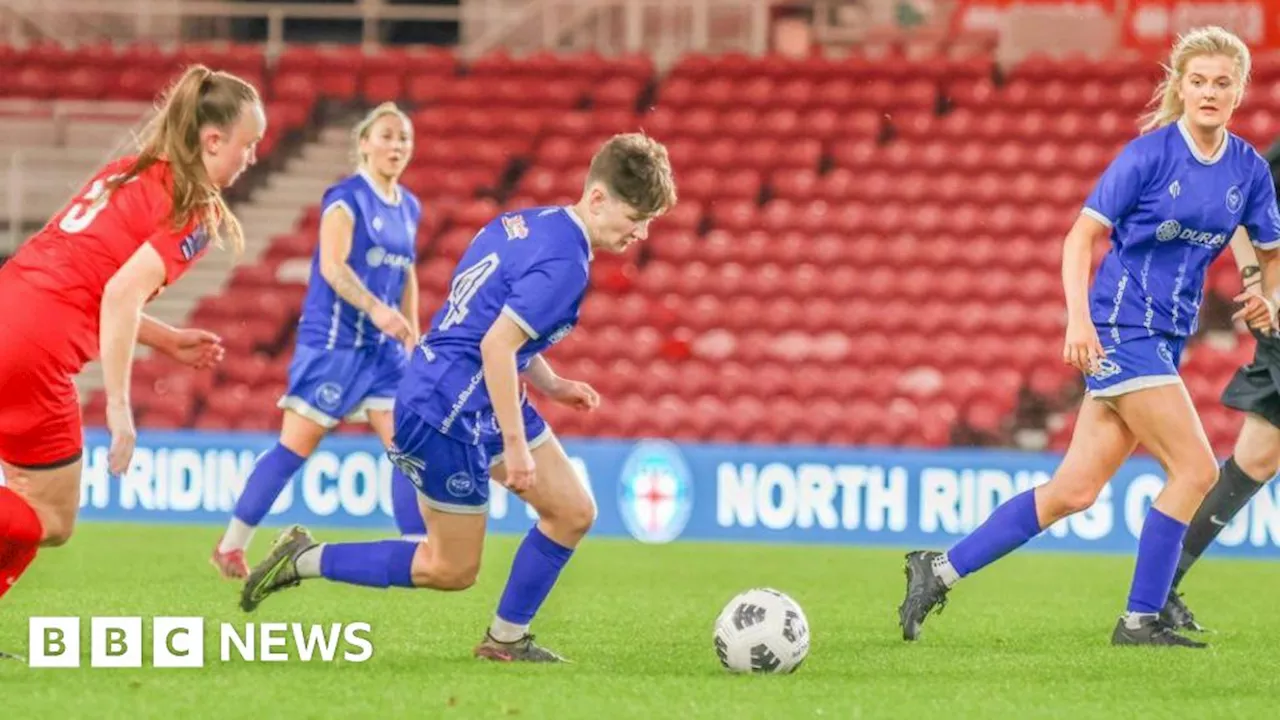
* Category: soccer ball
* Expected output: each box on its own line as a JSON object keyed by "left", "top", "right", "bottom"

{"left": 712, "top": 588, "right": 810, "bottom": 674}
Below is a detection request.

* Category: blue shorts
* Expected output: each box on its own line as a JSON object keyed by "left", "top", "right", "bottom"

{"left": 1084, "top": 332, "right": 1186, "bottom": 399}
{"left": 479, "top": 400, "right": 553, "bottom": 468}
{"left": 388, "top": 400, "right": 556, "bottom": 514}
{"left": 390, "top": 404, "right": 491, "bottom": 514}
{"left": 279, "top": 342, "right": 407, "bottom": 428}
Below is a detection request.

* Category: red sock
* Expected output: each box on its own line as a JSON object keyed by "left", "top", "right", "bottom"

{"left": 0, "top": 487, "right": 44, "bottom": 600}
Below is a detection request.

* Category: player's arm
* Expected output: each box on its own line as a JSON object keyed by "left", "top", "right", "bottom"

{"left": 319, "top": 205, "right": 382, "bottom": 313}
{"left": 137, "top": 313, "right": 177, "bottom": 350}
{"left": 1061, "top": 213, "right": 1110, "bottom": 325}
{"left": 1233, "top": 160, "right": 1280, "bottom": 332}
{"left": 318, "top": 205, "right": 412, "bottom": 344}
{"left": 481, "top": 315, "right": 530, "bottom": 445}
{"left": 99, "top": 244, "right": 167, "bottom": 473}
{"left": 481, "top": 314, "right": 533, "bottom": 488}
{"left": 400, "top": 269, "right": 420, "bottom": 340}
{"left": 101, "top": 246, "right": 167, "bottom": 401}
{"left": 1229, "top": 227, "right": 1264, "bottom": 295}
{"left": 521, "top": 354, "right": 561, "bottom": 394}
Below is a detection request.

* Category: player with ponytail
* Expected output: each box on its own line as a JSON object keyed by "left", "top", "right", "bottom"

{"left": 0, "top": 65, "right": 264, "bottom": 656}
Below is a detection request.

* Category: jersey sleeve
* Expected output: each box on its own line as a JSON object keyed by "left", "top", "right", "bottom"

{"left": 321, "top": 182, "right": 358, "bottom": 222}
{"left": 1242, "top": 156, "right": 1280, "bottom": 250}
{"left": 138, "top": 174, "right": 210, "bottom": 284}
{"left": 501, "top": 257, "right": 588, "bottom": 340}
{"left": 146, "top": 222, "right": 210, "bottom": 285}
{"left": 1082, "top": 142, "right": 1147, "bottom": 228}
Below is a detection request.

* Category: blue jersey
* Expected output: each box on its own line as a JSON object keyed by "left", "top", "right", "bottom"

{"left": 398, "top": 206, "right": 592, "bottom": 443}
{"left": 296, "top": 171, "right": 421, "bottom": 350}
{"left": 1084, "top": 119, "right": 1280, "bottom": 345}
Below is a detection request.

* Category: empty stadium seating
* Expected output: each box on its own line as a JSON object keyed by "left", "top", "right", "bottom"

{"left": 15, "top": 40, "right": 1277, "bottom": 454}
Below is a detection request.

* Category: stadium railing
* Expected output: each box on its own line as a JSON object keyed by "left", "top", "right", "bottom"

{"left": 2, "top": 0, "right": 805, "bottom": 65}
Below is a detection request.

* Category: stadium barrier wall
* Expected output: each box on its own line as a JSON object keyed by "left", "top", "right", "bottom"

{"left": 3, "top": 428, "right": 1279, "bottom": 558}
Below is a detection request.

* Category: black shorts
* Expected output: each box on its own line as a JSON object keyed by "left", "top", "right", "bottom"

{"left": 1221, "top": 346, "right": 1280, "bottom": 430}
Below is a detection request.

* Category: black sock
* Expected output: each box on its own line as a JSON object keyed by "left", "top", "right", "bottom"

{"left": 1172, "top": 456, "right": 1266, "bottom": 588}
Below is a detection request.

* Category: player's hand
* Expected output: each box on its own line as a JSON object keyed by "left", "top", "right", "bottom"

{"left": 1233, "top": 291, "right": 1278, "bottom": 335}
{"left": 547, "top": 378, "right": 600, "bottom": 411}
{"left": 106, "top": 399, "right": 137, "bottom": 476}
{"left": 1063, "top": 316, "right": 1106, "bottom": 374}
{"left": 370, "top": 302, "right": 415, "bottom": 347}
{"left": 501, "top": 442, "right": 537, "bottom": 494}
{"left": 165, "top": 328, "right": 225, "bottom": 369}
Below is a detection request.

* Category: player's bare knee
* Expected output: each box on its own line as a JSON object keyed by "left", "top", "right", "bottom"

{"left": 1172, "top": 452, "right": 1219, "bottom": 498}
{"left": 420, "top": 558, "right": 479, "bottom": 591}
{"left": 409, "top": 541, "right": 479, "bottom": 591}
{"left": 540, "top": 494, "right": 595, "bottom": 540}
{"left": 38, "top": 515, "right": 75, "bottom": 547}
{"left": 1233, "top": 440, "right": 1280, "bottom": 482}
{"left": 1039, "top": 478, "right": 1101, "bottom": 518}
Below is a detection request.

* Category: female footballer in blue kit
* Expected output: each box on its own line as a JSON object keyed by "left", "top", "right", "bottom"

{"left": 211, "top": 103, "right": 427, "bottom": 578}
{"left": 898, "top": 26, "right": 1280, "bottom": 647}
{"left": 237, "top": 133, "right": 678, "bottom": 663}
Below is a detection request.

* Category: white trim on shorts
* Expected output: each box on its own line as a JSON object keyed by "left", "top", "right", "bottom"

{"left": 1088, "top": 374, "right": 1182, "bottom": 400}
{"left": 278, "top": 396, "right": 341, "bottom": 429}
{"left": 418, "top": 495, "right": 489, "bottom": 515}
{"left": 279, "top": 396, "right": 394, "bottom": 427}
{"left": 488, "top": 425, "right": 554, "bottom": 468}
{"left": 345, "top": 397, "right": 395, "bottom": 423}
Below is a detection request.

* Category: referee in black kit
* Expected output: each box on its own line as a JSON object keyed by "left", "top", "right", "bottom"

{"left": 1160, "top": 137, "right": 1280, "bottom": 632}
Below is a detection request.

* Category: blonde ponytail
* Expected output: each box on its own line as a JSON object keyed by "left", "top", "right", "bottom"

{"left": 1141, "top": 25, "right": 1252, "bottom": 132}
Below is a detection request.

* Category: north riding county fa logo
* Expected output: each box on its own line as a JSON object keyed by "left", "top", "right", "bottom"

{"left": 179, "top": 226, "right": 210, "bottom": 260}
{"left": 617, "top": 440, "right": 694, "bottom": 544}
{"left": 502, "top": 214, "right": 529, "bottom": 240}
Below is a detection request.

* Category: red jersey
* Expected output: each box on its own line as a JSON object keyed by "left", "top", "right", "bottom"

{"left": 0, "top": 156, "right": 213, "bottom": 371}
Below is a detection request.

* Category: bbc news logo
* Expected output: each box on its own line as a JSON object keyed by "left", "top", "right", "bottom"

{"left": 27, "top": 617, "right": 374, "bottom": 667}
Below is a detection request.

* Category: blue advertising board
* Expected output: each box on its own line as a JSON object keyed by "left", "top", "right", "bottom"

{"left": 6, "top": 428, "right": 1279, "bottom": 558}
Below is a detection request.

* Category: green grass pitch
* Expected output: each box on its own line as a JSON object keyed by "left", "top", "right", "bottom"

{"left": 3, "top": 522, "right": 1278, "bottom": 719}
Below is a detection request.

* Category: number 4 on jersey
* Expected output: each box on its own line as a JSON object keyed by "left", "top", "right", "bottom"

{"left": 440, "top": 252, "right": 500, "bottom": 331}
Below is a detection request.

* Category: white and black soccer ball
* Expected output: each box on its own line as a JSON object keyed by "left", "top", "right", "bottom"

{"left": 713, "top": 588, "right": 810, "bottom": 674}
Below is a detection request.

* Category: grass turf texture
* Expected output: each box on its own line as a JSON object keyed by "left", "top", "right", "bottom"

{"left": 3, "top": 522, "right": 1278, "bottom": 719}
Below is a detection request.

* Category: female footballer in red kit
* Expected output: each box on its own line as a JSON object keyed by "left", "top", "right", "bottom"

{"left": 0, "top": 65, "right": 265, "bottom": 657}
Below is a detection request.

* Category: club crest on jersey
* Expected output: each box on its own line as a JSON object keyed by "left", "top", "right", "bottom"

{"left": 1226, "top": 185, "right": 1243, "bottom": 214}
{"left": 502, "top": 214, "right": 529, "bottom": 240}
{"left": 179, "top": 227, "right": 210, "bottom": 261}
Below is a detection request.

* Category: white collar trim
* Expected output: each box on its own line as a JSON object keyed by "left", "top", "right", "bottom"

{"left": 1176, "top": 117, "right": 1228, "bottom": 165}
{"left": 358, "top": 168, "right": 401, "bottom": 205}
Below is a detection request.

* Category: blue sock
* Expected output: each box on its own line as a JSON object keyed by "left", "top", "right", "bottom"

{"left": 1127, "top": 507, "right": 1188, "bottom": 614}
{"left": 233, "top": 443, "right": 307, "bottom": 526}
{"left": 947, "top": 489, "right": 1043, "bottom": 577}
{"left": 319, "top": 540, "right": 417, "bottom": 588}
{"left": 391, "top": 468, "right": 427, "bottom": 536}
{"left": 496, "top": 527, "right": 575, "bottom": 625}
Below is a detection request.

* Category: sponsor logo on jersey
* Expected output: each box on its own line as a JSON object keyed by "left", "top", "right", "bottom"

{"left": 617, "top": 440, "right": 694, "bottom": 544}
{"left": 365, "top": 246, "right": 413, "bottom": 269}
{"left": 1154, "top": 219, "right": 1226, "bottom": 248}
